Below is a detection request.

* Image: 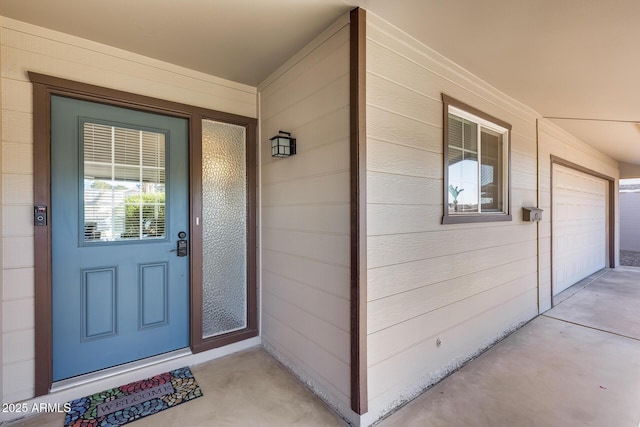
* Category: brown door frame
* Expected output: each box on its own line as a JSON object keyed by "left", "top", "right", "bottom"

{"left": 549, "top": 155, "right": 616, "bottom": 304}
{"left": 29, "top": 72, "right": 258, "bottom": 396}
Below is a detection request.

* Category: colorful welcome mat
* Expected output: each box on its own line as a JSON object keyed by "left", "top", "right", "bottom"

{"left": 64, "top": 367, "right": 203, "bottom": 427}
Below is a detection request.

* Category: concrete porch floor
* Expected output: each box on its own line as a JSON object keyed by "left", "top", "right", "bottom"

{"left": 7, "top": 267, "right": 640, "bottom": 426}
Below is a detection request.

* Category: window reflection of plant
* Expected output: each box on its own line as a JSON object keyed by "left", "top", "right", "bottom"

{"left": 122, "top": 193, "right": 166, "bottom": 238}
{"left": 448, "top": 184, "right": 464, "bottom": 212}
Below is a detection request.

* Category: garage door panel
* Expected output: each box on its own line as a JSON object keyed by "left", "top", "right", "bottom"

{"left": 552, "top": 164, "right": 606, "bottom": 296}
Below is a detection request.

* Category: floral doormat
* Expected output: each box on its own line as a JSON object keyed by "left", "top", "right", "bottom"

{"left": 64, "top": 367, "right": 203, "bottom": 427}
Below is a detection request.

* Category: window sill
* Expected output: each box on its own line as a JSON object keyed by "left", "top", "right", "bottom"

{"left": 442, "top": 214, "right": 512, "bottom": 224}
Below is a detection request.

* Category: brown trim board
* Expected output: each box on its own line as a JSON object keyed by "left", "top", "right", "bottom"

{"left": 350, "top": 7, "right": 368, "bottom": 415}
{"left": 535, "top": 119, "right": 540, "bottom": 313}
{"left": 32, "top": 81, "right": 53, "bottom": 396}
{"left": 28, "top": 72, "right": 258, "bottom": 396}
{"left": 549, "top": 155, "right": 616, "bottom": 304}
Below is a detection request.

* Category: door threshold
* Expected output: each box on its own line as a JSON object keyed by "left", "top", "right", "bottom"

{"left": 51, "top": 348, "right": 192, "bottom": 393}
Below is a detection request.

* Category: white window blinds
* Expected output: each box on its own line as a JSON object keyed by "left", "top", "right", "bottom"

{"left": 83, "top": 122, "right": 166, "bottom": 242}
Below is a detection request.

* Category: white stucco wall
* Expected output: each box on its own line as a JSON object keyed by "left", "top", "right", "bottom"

{"left": 0, "top": 16, "right": 256, "bottom": 405}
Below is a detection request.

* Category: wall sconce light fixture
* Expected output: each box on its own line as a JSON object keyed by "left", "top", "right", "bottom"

{"left": 270, "top": 131, "right": 296, "bottom": 158}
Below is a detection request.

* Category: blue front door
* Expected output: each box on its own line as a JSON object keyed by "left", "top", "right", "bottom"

{"left": 51, "top": 96, "right": 190, "bottom": 381}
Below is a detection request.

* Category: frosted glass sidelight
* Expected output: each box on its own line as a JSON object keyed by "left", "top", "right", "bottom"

{"left": 201, "top": 119, "right": 247, "bottom": 338}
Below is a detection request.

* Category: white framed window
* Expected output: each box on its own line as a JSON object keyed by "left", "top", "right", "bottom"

{"left": 442, "top": 94, "right": 512, "bottom": 224}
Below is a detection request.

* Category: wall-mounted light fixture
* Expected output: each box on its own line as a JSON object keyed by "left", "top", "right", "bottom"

{"left": 270, "top": 131, "right": 296, "bottom": 158}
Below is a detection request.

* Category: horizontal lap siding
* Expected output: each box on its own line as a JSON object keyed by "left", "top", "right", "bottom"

{"left": 0, "top": 16, "right": 257, "bottom": 404}
{"left": 368, "top": 281, "right": 537, "bottom": 411}
{"left": 365, "top": 13, "right": 540, "bottom": 419}
{"left": 258, "top": 20, "right": 352, "bottom": 416}
{"left": 1, "top": 26, "right": 256, "bottom": 116}
{"left": 537, "top": 120, "right": 619, "bottom": 310}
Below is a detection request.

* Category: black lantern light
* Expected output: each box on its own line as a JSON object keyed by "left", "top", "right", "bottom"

{"left": 270, "top": 130, "right": 296, "bottom": 158}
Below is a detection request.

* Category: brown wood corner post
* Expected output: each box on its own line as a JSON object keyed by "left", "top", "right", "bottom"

{"left": 535, "top": 119, "right": 540, "bottom": 314}
{"left": 350, "top": 7, "right": 368, "bottom": 415}
{"left": 32, "top": 79, "right": 53, "bottom": 397}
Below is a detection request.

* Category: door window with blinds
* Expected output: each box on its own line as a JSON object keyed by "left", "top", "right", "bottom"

{"left": 82, "top": 120, "right": 167, "bottom": 243}
{"left": 442, "top": 94, "right": 512, "bottom": 224}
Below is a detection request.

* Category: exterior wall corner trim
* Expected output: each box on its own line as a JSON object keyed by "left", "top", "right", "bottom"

{"left": 349, "top": 6, "right": 368, "bottom": 416}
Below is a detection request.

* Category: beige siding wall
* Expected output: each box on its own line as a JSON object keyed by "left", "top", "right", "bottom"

{"left": 258, "top": 14, "right": 353, "bottom": 421}
{"left": 0, "top": 16, "right": 256, "bottom": 404}
{"left": 537, "top": 119, "right": 619, "bottom": 310}
{"left": 365, "top": 13, "right": 541, "bottom": 419}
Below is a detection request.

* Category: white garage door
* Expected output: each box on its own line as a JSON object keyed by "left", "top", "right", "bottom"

{"left": 552, "top": 164, "right": 607, "bottom": 296}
